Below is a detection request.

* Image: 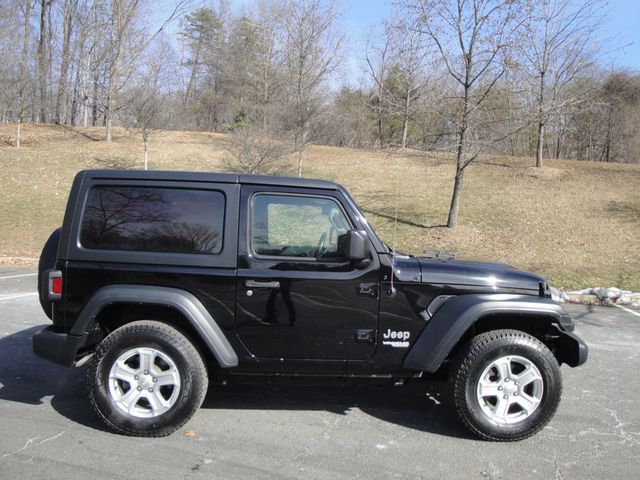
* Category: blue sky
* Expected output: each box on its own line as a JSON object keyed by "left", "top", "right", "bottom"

{"left": 340, "top": 0, "right": 640, "bottom": 72}
{"left": 601, "top": 0, "right": 640, "bottom": 70}
{"left": 154, "top": 0, "right": 640, "bottom": 72}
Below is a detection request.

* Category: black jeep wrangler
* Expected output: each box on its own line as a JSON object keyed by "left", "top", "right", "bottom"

{"left": 33, "top": 170, "right": 587, "bottom": 440}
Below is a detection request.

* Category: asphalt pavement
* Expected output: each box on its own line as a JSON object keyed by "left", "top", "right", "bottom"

{"left": 1, "top": 267, "right": 639, "bottom": 479}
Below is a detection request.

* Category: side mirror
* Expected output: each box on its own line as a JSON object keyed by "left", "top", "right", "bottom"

{"left": 343, "top": 230, "right": 368, "bottom": 261}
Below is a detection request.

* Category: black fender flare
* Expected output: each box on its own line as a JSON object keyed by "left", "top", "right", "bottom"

{"left": 403, "top": 294, "right": 587, "bottom": 372}
{"left": 71, "top": 285, "right": 239, "bottom": 368}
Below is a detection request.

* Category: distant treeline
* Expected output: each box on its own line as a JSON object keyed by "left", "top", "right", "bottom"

{"left": 1, "top": 0, "right": 638, "bottom": 165}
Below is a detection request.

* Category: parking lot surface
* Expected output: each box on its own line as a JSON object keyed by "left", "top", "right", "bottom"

{"left": 1, "top": 268, "right": 639, "bottom": 479}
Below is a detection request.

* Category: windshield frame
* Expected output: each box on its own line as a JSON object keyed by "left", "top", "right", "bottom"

{"left": 337, "top": 185, "right": 389, "bottom": 254}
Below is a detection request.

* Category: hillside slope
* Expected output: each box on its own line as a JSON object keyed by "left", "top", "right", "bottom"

{"left": 1, "top": 123, "right": 638, "bottom": 290}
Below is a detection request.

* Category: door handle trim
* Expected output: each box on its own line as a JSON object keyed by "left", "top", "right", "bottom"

{"left": 245, "top": 280, "right": 281, "bottom": 289}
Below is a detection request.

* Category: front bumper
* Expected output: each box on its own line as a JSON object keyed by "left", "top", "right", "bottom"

{"left": 32, "top": 326, "right": 85, "bottom": 367}
{"left": 551, "top": 325, "right": 588, "bottom": 367}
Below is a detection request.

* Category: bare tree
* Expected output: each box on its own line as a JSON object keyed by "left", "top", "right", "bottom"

{"left": 281, "top": 0, "right": 342, "bottom": 177}
{"left": 251, "top": 4, "right": 285, "bottom": 132}
{"left": 405, "top": 0, "right": 523, "bottom": 227}
{"left": 0, "top": 3, "right": 21, "bottom": 123}
{"left": 129, "top": 89, "right": 164, "bottom": 170}
{"left": 104, "top": 0, "right": 190, "bottom": 141}
{"left": 225, "top": 126, "right": 290, "bottom": 174}
{"left": 16, "top": 0, "right": 31, "bottom": 147}
{"left": 365, "top": 29, "right": 392, "bottom": 147}
{"left": 127, "top": 39, "right": 176, "bottom": 169}
{"left": 521, "top": 0, "right": 605, "bottom": 167}
{"left": 104, "top": 0, "right": 142, "bottom": 142}
{"left": 388, "top": 20, "right": 431, "bottom": 148}
{"left": 54, "top": 0, "right": 77, "bottom": 124}
{"left": 365, "top": 20, "right": 432, "bottom": 149}
{"left": 37, "top": 0, "right": 52, "bottom": 124}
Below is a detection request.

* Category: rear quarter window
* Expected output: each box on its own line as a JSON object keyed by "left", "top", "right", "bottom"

{"left": 80, "top": 186, "right": 225, "bottom": 254}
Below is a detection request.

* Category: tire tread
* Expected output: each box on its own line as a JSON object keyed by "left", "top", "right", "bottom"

{"left": 451, "top": 329, "right": 562, "bottom": 442}
{"left": 87, "top": 320, "right": 208, "bottom": 437}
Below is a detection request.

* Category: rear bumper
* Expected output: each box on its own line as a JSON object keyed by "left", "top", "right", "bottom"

{"left": 32, "top": 326, "right": 85, "bottom": 367}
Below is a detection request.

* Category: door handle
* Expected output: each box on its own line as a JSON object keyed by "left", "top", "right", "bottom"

{"left": 245, "top": 280, "right": 281, "bottom": 289}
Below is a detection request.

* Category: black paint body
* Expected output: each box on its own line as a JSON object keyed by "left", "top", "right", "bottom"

{"left": 36, "top": 169, "right": 587, "bottom": 378}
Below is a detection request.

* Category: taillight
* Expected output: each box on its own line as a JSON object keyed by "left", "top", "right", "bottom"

{"left": 47, "top": 270, "right": 63, "bottom": 301}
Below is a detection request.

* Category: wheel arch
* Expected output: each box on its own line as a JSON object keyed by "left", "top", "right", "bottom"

{"left": 72, "top": 285, "right": 239, "bottom": 368}
{"left": 94, "top": 304, "right": 216, "bottom": 367}
{"left": 403, "top": 294, "right": 587, "bottom": 373}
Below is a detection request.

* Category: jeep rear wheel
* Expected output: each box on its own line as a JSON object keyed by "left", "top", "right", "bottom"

{"left": 87, "top": 321, "right": 208, "bottom": 437}
{"left": 451, "top": 329, "right": 562, "bottom": 441}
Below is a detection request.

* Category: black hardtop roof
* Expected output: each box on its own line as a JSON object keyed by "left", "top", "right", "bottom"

{"left": 81, "top": 169, "right": 339, "bottom": 190}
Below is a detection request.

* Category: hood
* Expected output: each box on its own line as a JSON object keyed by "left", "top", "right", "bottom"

{"left": 416, "top": 257, "right": 545, "bottom": 292}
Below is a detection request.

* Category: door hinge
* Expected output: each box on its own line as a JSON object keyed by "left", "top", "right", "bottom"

{"left": 355, "top": 329, "right": 376, "bottom": 344}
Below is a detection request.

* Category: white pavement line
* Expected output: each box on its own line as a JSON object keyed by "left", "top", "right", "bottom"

{"left": 613, "top": 304, "right": 640, "bottom": 319}
{"left": 0, "top": 293, "right": 38, "bottom": 301}
{"left": 0, "top": 273, "right": 37, "bottom": 279}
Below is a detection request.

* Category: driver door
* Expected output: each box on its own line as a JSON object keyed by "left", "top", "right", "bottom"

{"left": 235, "top": 186, "right": 380, "bottom": 367}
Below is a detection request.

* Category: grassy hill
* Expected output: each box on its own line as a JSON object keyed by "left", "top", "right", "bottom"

{"left": 1, "top": 123, "right": 639, "bottom": 290}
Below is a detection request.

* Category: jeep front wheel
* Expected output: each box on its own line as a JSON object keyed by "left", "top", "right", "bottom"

{"left": 87, "top": 321, "right": 208, "bottom": 437}
{"left": 451, "top": 329, "right": 562, "bottom": 441}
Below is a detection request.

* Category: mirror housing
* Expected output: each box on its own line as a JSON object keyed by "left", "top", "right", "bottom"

{"left": 342, "top": 230, "right": 368, "bottom": 261}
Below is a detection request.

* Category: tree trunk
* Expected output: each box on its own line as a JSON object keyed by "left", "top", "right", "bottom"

{"left": 261, "top": 44, "right": 272, "bottom": 131}
{"left": 92, "top": 64, "right": 99, "bottom": 126}
{"left": 16, "top": 119, "right": 22, "bottom": 148}
{"left": 535, "top": 121, "right": 545, "bottom": 167}
{"left": 38, "top": 0, "right": 48, "bottom": 124}
{"left": 296, "top": 148, "right": 303, "bottom": 177}
{"left": 555, "top": 116, "right": 564, "bottom": 159}
{"left": 90, "top": 2, "right": 99, "bottom": 127}
{"left": 81, "top": 37, "right": 90, "bottom": 127}
{"left": 446, "top": 81, "right": 470, "bottom": 228}
{"left": 184, "top": 46, "right": 200, "bottom": 108}
{"left": 70, "top": 64, "right": 81, "bottom": 126}
{"left": 604, "top": 106, "right": 613, "bottom": 163}
{"left": 144, "top": 137, "right": 149, "bottom": 170}
{"left": 105, "top": 55, "right": 121, "bottom": 141}
{"left": 106, "top": 114, "right": 112, "bottom": 142}
{"left": 105, "top": 65, "right": 116, "bottom": 141}
{"left": 447, "top": 168, "right": 464, "bottom": 228}
{"left": 401, "top": 92, "right": 410, "bottom": 149}
{"left": 17, "top": 0, "right": 31, "bottom": 147}
{"left": 534, "top": 65, "right": 547, "bottom": 167}
{"left": 56, "top": 0, "right": 75, "bottom": 124}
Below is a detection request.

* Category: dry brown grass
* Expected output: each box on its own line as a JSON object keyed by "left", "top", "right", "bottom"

{"left": 1, "top": 123, "right": 639, "bottom": 290}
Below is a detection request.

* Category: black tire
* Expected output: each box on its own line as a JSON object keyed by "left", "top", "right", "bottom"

{"left": 87, "top": 321, "right": 208, "bottom": 437}
{"left": 37, "top": 228, "right": 61, "bottom": 318}
{"left": 451, "top": 329, "right": 562, "bottom": 441}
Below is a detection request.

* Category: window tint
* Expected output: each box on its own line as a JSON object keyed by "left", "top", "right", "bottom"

{"left": 80, "top": 186, "right": 224, "bottom": 254}
{"left": 251, "top": 194, "right": 351, "bottom": 259}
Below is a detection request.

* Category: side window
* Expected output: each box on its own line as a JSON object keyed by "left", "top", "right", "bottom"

{"left": 80, "top": 186, "right": 225, "bottom": 254}
{"left": 251, "top": 194, "right": 352, "bottom": 259}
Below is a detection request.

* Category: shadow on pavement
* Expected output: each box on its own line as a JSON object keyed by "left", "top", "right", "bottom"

{"left": 0, "top": 325, "right": 109, "bottom": 432}
{"left": 1, "top": 326, "right": 470, "bottom": 439}
{"left": 203, "top": 380, "right": 469, "bottom": 439}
